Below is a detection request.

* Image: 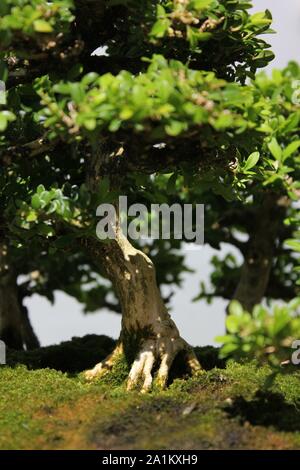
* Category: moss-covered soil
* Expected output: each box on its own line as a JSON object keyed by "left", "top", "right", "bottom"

{"left": 1, "top": 335, "right": 300, "bottom": 450}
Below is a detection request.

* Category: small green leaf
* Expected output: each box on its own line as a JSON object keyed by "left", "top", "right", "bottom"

{"left": 226, "top": 316, "right": 240, "bottom": 334}
{"left": 33, "top": 20, "right": 53, "bottom": 33}
{"left": 165, "top": 120, "right": 186, "bottom": 136}
{"left": 109, "top": 119, "right": 121, "bottom": 132}
{"left": 31, "top": 194, "right": 41, "bottom": 210}
{"left": 193, "top": 0, "right": 213, "bottom": 9}
{"left": 285, "top": 239, "right": 300, "bottom": 252}
{"left": 0, "top": 90, "right": 6, "bottom": 106}
{"left": 0, "top": 111, "right": 14, "bottom": 130}
{"left": 283, "top": 141, "right": 300, "bottom": 160}
{"left": 26, "top": 211, "right": 38, "bottom": 222}
{"left": 268, "top": 138, "right": 282, "bottom": 161}
{"left": 219, "top": 342, "right": 239, "bottom": 358}
{"left": 150, "top": 19, "right": 170, "bottom": 38}
{"left": 120, "top": 107, "right": 134, "bottom": 120}
{"left": 243, "top": 151, "right": 260, "bottom": 171}
{"left": 84, "top": 118, "right": 97, "bottom": 131}
{"left": 37, "top": 184, "right": 46, "bottom": 195}
{"left": 250, "top": 11, "right": 272, "bottom": 26}
{"left": 0, "top": 113, "right": 7, "bottom": 131}
{"left": 229, "top": 300, "right": 244, "bottom": 316}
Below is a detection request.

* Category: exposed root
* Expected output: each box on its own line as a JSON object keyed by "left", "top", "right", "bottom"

{"left": 85, "top": 336, "right": 201, "bottom": 392}
{"left": 84, "top": 343, "right": 123, "bottom": 381}
{"left": 126, "top": 337, "right": 202, "bottom": 393}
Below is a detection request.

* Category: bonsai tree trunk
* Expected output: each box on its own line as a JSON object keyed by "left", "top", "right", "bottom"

{"left": 84, "top": 231, "right": 201, "bottom": 391}
{"left": 232, "top": 192, "right": 288, "bottom": 312}
{"left": 20, "top": 303, "right": 40, "bottom": 350}
{"left": 83, "top": 145, "right": 201, "bottom": 391}
{"left": 0, "top": 243, "right": 40, "bottom": 350}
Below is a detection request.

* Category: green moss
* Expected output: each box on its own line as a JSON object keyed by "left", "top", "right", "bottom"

{"left": 100, "top": 353, "right": 130, "bottom": 387}
{"left": 1, "top": 335, "right": 300, "bottom": 450}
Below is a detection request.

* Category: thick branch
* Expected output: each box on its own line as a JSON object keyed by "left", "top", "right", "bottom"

{"left": 232, "top": 193, "right": 289, "bottom": 312}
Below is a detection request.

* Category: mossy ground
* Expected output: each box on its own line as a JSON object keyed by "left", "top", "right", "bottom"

{"left": 1, "top": 335, "right": 300, "bottom": 450}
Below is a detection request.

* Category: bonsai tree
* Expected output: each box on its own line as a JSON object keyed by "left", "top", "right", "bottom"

{"left": 0, "top": 0, "right": 275, "bottom": 389}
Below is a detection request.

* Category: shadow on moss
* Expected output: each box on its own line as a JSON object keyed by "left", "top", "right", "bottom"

{"left": 168, "top": 346, "right": 225, "bottom": 383}
{"left": 225, "top": 390, "right": 300, "bottom": 432}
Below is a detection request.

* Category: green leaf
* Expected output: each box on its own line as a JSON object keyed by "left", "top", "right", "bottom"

{"left": 0, "top": 90, "right": 6, "bottom": 105}
{"left": 26, "top": 211, "right": 38, "bottom": 222}
{"left": 215, "top": 335, "right": 236, "bottom": 344}
{"left": 119, "top": 107, "right": 134, "bottom": 120}
{"left": 226, "top": 316, "right": 240, "bottom": 334}
{"left": 0, "top": 111, "right": 14, "bottom": 129}
{"left": 33, "top": 20, "right": 53, "bottom": 33}
{"left": 268, "top": 138, "right": 282, "bottom": 161}
{"left": 193, "top": 0, "right": 213, "bottom": 9}
{"left": 283, "top": 141, "right": 300, "bottom": 160}
{"left": 283, "top": 113, "right": 299, "bottom": 133}
{"left": 37, "top": 184, "right": 46, "bottom": 195}
{"left": 84, "top": 118, "right": 97, "bottom": 131}
{"left": 150, "top": 19, "right": 170, "bottom": 38}
{"left": 219, "top": 342, "right": 239, "bottom": 358}
{"left": 109, "top": 119, "right": 121, "bottom": 132}
{"left": 285, "top": 239, "right": 300, "bottom": 252}
{"left": 250, "top": 11, "right": 272, "bottom": 26}
{"left": 69, "top": 83, "right": 84, "bottom": 103}
{"left": 243, "top": 151, "right": 260, "bottom": 171}
{"left": 0, "top": 113, "right": 7, "bottom": 131}
{"left": 272, "top": 312, "right": 290, "bottom": 335}
{"left": 213, "top": 113, "right": 233, "bottom": 130}
{"left": 165, "top": 120, "right": 187, "bottom": 136}
{"left": 157, "top": 4, "right": 166, "bottom": 16}
{"left": 31, "top": 194, "right": 41, "bottom": 210}
{"left": 288, "top": 298, "right": 300, "bottom": 311}
{"left": 229, "top": 300, "right": 244, "bottom": 316}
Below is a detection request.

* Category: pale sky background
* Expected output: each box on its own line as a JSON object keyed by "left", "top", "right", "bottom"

{"left": 26, "top": 1, "right": 300, "bottom": 347}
